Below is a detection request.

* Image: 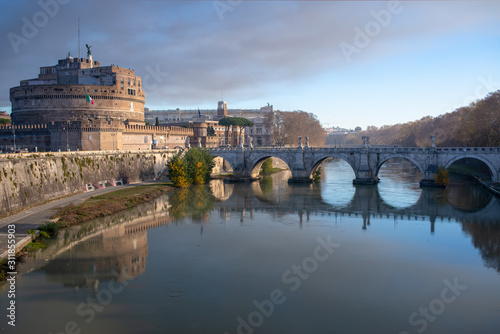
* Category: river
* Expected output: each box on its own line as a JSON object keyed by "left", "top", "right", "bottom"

{"left": 2, "top": 158, "right": 500, "bottom": 334}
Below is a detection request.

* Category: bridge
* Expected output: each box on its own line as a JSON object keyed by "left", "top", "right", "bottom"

{"left": 211, "top": 180, "right": 500, "bottom": 225}
{"left": 208, "top": 141, "right": 500, "bottom": 184}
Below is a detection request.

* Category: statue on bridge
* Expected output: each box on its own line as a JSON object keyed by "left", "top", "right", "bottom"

{"left": 298, "top": 136, "right": 302, "bottom": 149}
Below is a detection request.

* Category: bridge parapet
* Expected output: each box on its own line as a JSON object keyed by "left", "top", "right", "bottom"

{"left": 207, "top": 146, "right": 500, "bottom": 184}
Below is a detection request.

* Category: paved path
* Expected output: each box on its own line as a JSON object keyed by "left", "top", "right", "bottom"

{"left": 0, "top": 182, "right": 150, "bottom": 260}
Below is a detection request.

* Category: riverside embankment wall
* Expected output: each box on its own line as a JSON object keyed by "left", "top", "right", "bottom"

{"left": 0, "top": 150, "right": 178, "bottom": 217}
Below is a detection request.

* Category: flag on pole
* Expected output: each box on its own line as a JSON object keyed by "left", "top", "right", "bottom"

{"left": 198, "top": 108, "right": 201, "bottom": 118}
{"left": 86, "top": 94, "right": 94, "bottom": 105}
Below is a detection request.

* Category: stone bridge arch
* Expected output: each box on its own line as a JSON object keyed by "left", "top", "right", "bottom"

{"left": 210, "top": 153, "right": 236, "bottom": 172}
{"left": 248, "top": 153, "right": 293, "bottom": 178}
{"left": 444, "top": 155, "right": 498, "bottom": 181}
{"left": 374, "top": 155, "right": 426, "bottom": 180}
{"left": 308, "top": 154, "right": 358, "bottom": 180}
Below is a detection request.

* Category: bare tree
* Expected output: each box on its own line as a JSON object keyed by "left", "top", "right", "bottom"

{"left": 268, "top": 110, "right": 326, "bottom": 147}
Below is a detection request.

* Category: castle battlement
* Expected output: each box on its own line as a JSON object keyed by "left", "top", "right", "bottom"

{"left": 11, "top": 53, "right": 145, "bottom": 126}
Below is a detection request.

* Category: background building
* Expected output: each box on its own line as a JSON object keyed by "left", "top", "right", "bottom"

{"left": 146, "top": 101, "right": 273, "bottom": 147}
{"left": 0, "top": 111, "right": 10, "bottom": 122}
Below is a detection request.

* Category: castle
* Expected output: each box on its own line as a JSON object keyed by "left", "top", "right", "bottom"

{"left": 1, "top": 51, "right": 193, "bottom": 152}
{"left": 1, "top": 51, "right": 276, "bottom": 152}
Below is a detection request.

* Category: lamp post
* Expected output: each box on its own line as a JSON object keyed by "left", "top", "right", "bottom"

{"left": 66, "top": 121, "right": 70, "bottom": 151}
{"left": 12, "top": 123, "right": 16, "bottom": 152}
{"left": 61, "top": 126, "right": 65, "bottom": 152}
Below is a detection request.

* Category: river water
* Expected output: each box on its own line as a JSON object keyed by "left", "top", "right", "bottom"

{"left": 3, "top": 158, "right": 500, "bottom": 334}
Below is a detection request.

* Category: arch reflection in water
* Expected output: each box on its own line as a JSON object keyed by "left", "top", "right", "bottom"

{"left": 320, "top": 158, "right": 356, "bottom": 207}
{"left": 10, "top": 166, "right": 500, "bottom": 334}
{"left": 446, "top": 173, "right": 493, "bottom": 212}
{"left": 377, "top": 157, "right": 422, "bottom": 208}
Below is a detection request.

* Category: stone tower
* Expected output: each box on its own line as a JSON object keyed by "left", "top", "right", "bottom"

{"left": 217, "top": 101, "right": 228, "bottom": 118}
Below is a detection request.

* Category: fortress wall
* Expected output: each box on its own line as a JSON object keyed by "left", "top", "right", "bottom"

{"left": 0, "top": 150, "right": 178, "bottom": 218}
{"left": 0, "top": 123, "right": 192, "bottom": 151}
{"left": 10, "top": 84, "right": 145, "bottom": 124}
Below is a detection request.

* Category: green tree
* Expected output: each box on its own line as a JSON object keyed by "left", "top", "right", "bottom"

{"left": 313, "top": 167, "right": 322, "bottom": 182}
{"left": 219, "top": 117, "right": 254, "bottom": 146}
{"left": 183, "top": 148, "right": 215, "bottom": 184}
{"left": 260, "top": 158, "right": 273, "bottom": 175}
{"left": 168, "top": 155, "right": 189, "bottom": 187}
{"left": 434, "top": 166, "right": 449, "bottom": 186}
{"left": 155, "top": 117, "right": 160, "bottom": 127}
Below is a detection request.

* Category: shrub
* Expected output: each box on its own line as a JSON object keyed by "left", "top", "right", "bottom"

{"left": 183, "top": 148, "right": 215, "bottom": 183}
{"left": 168, "top": 155, "right": 189, "bottom": 188}
{"left": 434, "top": 166, "right": 449, "bottom": 186}
{"left": 260, "top": 158, "right": 273, "bottom": 175}
{"left": 169, "top": 148, "right": 214, "bottom": 187}
{"left": 313, "top": 167, "right": 322, "bottom": 182}
{"left": 39, "top": 231, "right": 50, "bottom": 239}
{"left": 39, "top": 222, "right": 61, "bottom": 236}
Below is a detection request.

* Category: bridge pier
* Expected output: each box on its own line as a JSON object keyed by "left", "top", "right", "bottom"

{"left": 419, "top": 164, "right": 445, "bottom": 187}
{"left": 208, "top": 146, "right": 500, "bottom": 188}
{"left": 352, "top": 169, "right": 379, "bottom": 185}
{"left": 288, "top": 168, "right": 313, "bottom": 183}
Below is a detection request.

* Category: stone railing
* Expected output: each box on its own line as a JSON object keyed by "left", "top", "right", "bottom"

{"left": 209, "top": 146, "right": 500, "bottom": 153}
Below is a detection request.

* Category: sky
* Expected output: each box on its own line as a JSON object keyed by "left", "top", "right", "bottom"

{"left": 0, "top": 0, "right": 499, "bottom": 129}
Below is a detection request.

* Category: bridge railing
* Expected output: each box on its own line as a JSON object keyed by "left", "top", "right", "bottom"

{"left": 208, "top": 146, "right": 500, "bottom": 153}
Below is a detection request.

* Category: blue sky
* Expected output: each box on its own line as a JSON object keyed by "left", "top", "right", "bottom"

{"left": 1, "top": 0, "right": 499, "bottom": 129}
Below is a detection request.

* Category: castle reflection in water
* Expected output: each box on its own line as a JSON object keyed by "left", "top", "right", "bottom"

{"left": 18, "top": 167, "right": 500, "bottom": 291}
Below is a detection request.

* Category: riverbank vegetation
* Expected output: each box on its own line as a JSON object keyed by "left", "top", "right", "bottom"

{"left": 344, "top": 90, "right": 500, "bottom": 147}
{"left": 434, "top": 166, "right": 450, "bottom": 186}
{"left": 51, "top": 182, "right": 173, "bottom": 227}
{"left": 169, "top": 148, "right": 215, "bottom": 187}
{"left": 260, "top": 158, "right": 273, "bottom": 175}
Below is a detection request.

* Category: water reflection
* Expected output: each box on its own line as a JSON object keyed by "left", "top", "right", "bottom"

{"left": 7, "top": 161, "right": 500, "bottom": 334}
{"left": 377, "top": 157, "right": 422, "bottom": 208}
{"left": 42, "top": 224, "right": 148, "bottom": 288}
{"left": 23, "top": 167, "right": 500, "bottom": 285}
{"left": 168, "top": 185, "right": 216, "bottom": 222}
{"left": 446, "top": 174, "right": 493, "bottom": 212}
{"left": 11, "top": 195, "right": 171, "bottom": 288}
{"left": 462, "top": 221, "right": 500, "bottom": 272}
{"left": 320, "top": 158, "right": 356, "bottom": 207}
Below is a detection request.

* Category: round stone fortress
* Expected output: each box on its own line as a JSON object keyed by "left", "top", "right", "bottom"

{"left": 10, "top": 52, "right": 145, "bottom": 124}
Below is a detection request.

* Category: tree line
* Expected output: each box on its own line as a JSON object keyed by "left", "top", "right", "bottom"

{"left": 344, "top": 90, "right": 500, "bottom": 147}
{"left": 265, "top": 110, "right": 326, "bottom": 147}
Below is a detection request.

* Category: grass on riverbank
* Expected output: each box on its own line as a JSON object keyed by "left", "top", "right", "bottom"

{"left": 51, "top": 182, "right": 173, "bottom": 227}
